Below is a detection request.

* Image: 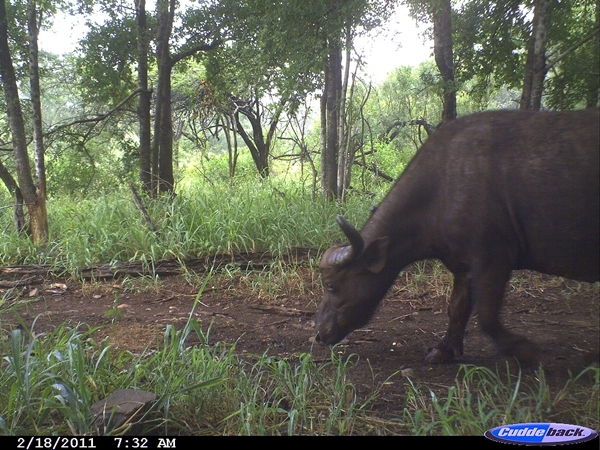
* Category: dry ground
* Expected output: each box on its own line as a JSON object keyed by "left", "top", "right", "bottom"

{"left": 1, "top": 258, "right": 598, "bottom": 429}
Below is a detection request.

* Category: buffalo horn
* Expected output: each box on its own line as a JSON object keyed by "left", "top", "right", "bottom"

{"left": 326, "top": 245, "right": 354, "bottom": 266}
{"left": 336, "top": 215, "right": 364, "bottom": 256}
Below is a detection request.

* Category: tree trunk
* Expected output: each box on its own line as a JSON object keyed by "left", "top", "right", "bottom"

{"left": 231, "top": 94, "right": 286, "bottom": 179}
{"left": 342, "top": 56, "right": 365, "bottom": 202}
{"left": 320, "top": 84, "right": 328, "bottom": 194}
{"left": 152, "top": 0, "right": 219, "bottom": 195}
{"left": 29, "top": 1, "right": 44, "bottom": 194}
{"left": 432, "top": 0, "right": 456, "bottom": 122}
{"left": 520, "top": 0, "right": 550, "bottom": 110}
{"left": 0, "top": 0, "right": 47, "bottom": 244}
{"left": 136, "top": 0, "right": 152, "bottom": 193}
{"left": 28, "top": 0, "right": 48, "bottom": 243}
{"left": 234, "top": 110, "right": 269, "bottom": 178}
{"left": 157, "top": 68, "right": 174, "bottom": 193}
{"left": 223, "top": 114, "right": 238, "bottom": 178}
{"left": 153, "top": 0, "right": 175, "bottom": 195}
{"left": 322, "top": 36, "right": 342, "bottom": 200}
{"left": 0, "top": 158, "right": 25, "bottom": 233}
{"left": 337, "top": 23, "right": 351, "bottom": 200}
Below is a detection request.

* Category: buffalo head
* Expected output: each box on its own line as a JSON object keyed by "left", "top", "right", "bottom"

{"left": 315, "top": 215, "right": 391, "bottom": 345}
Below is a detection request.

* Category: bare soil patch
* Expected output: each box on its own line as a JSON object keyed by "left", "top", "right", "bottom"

{"left": 1, "top": 258, "right": 598, "bottom": 428}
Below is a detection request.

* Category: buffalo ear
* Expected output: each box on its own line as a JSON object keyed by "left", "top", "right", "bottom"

{"left": 361, "top": 236, "right": 389, "bottom": 273}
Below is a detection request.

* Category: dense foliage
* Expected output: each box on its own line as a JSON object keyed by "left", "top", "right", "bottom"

{"left": 0, "top": 0, "right": 596, "bottom": 242}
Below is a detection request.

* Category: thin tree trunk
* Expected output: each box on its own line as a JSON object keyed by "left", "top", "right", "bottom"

{"left": 432, "top": 0, "right": 456, "bottom": 122}
{"left": 520, "top": 0, "right": 550, "bottom": 110}
{"left": 223, "top": 114, "right": 238, "bottom": 178}
{"left": 158, "top": 69, "right": 174, "bottom": 192}
{"left": 136, "top": 0, "right": 152, "bottom": 193}
{"left": 337, "top": 23, "right": 351, "bottom": 200}
{"left": 0, "top": 158, "right": 25, "bottom": 233}
{"left": 29, "top": 1, "right": 44, "bottom": 194}
{"left": 322, "top": 37, "right": 342, "bottom": 200}
{"left": 342, "top": 58, "right": 364, "bottom": 200}
{"left": 320, "top": 81, "right": 327, "bottom": 193}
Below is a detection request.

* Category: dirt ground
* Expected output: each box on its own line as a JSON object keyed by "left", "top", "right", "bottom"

{"left": 1, "top": 257, "right": 598, "bottom": 428}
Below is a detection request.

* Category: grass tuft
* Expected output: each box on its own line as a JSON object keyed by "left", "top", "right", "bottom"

{"left": 402, "top": 363, "right": 600, "bottom": 435}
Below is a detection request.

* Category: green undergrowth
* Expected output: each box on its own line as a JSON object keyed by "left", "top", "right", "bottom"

{"left": 0, "top": 317, "right": 385, "bottom": 435}
{"left": 0, "top": 179, "right": 383, "bottom": 276}
{"left": 402, "top": 364, "right": 599, "bottom": 435}
{"left": 2, "top": 315, "right": 597, "bottom": 436}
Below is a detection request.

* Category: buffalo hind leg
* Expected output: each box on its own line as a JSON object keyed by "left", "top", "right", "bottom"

{"left": 426, "top": 271, "right": 473, "bottom": 363}
{"left": 474, "top": 264, "right": 539, "bottom": 364}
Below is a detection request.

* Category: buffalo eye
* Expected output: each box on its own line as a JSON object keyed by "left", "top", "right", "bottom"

{"left": 326, "top": 282, "right": 335, "bottom": 293}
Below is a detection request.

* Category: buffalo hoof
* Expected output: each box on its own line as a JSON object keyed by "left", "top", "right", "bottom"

{"left": 425, "top": 346, "right": 455, "bottom": 364}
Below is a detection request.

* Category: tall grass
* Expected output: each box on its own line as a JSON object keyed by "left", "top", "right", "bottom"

{"left": 0, "top": 179, "right": 382, "bottom": 274}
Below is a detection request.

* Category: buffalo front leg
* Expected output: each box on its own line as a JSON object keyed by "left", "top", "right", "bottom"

{"left": 425, "top": 271, "right": 473, "bottom": 363}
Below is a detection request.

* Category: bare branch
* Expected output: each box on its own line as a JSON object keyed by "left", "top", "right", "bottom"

{"left": 170, "top": 39, "right": 221, "bottom": 67}
{"left": 45, "top": 88, "right": 144, "bottom": 136}
{"left": 353, "top": 160, "right": 394, "bottom": 182}
{"left": 546, "top": 27, "right": 600, "bottom": 71}
{"left": 385, "top": 118, "right": 435, "bottom": 142}
{"left": 130, "top": 183, "right": 157, "bottom": 233}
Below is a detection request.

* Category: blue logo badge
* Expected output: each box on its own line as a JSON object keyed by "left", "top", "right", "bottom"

{"left": 485, "top": 423, "right": 598, "bottom": 445}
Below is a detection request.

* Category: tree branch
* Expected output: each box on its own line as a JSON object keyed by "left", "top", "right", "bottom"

{"left": 170, "top": 39, "right": 221, "bottom": 67}
{"left": 45, "top": 88, "right": 144, "bottom": 136}
{"left": 384, "top": 118, "right": 435, "bottom": 141}
{"left": 353, "top": 160, "right": 394, "bottom": 182}
{"left": 130, "top": 183, "right": 157, "bottom": 233}
{"left": 546, "top": 27, "right": 600, "bottom": 71}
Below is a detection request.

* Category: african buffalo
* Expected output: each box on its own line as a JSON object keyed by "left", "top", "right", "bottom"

{"left": 315, "top": 108, "right": 599, "bottom": 363}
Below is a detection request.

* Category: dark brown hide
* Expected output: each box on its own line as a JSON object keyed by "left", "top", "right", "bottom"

{"left": 315, "top": 108, "right": 600, "bottom": 363}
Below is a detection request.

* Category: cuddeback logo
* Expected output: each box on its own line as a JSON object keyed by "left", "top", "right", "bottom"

{"left": 485, "top": 423, "right": 598, "bottom": 445}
